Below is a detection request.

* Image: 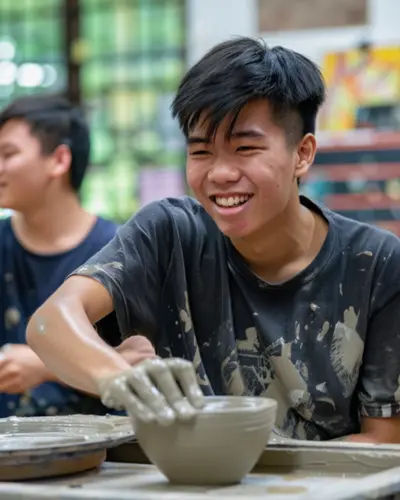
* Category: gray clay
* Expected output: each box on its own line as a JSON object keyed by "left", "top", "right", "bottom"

{"left": 134, "top": 395, "right": 277, "bottom": 485}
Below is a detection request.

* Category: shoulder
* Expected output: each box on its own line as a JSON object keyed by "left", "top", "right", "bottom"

{"left": 304, "top": 196, "right": 400, "bottom": 255}
{"left": 0, "top": 216, "right": 11, "bottom": 232}
{"left": 136, "top": 196, "right": 205, "bottom": 219}
{"left": 314, "top": 199, "right": 400, "bottom": 307}
{"left": 124, "top": 196, "right": 216, "bottom": 236}
{"left": 114, "top": 196, "right": 220, "bottom": 260}
{"left": 87, "top": 216, "right": 118, "bottom": 245}
{"left": 0, "top": 217, "right": 13, "bottom": 245}
{"left": 94, "top": 216, "right": 118, "bottom": 237}
{"left": 320, "top": 202, "right": 400, "bottom": 257}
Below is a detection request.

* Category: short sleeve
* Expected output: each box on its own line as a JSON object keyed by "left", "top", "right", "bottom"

{"left": 358, "top": 292, "right": 400, "bottom": 418}
{"left": 71, "top": 201, "right": 173, "bottom": 341}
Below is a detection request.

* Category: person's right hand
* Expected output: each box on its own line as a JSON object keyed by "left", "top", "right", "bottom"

{"left": 97, "top": 358, "right": 204, "bottom": 425}
{"left": 0, "top": 344, "right": 55, "bottom": 393}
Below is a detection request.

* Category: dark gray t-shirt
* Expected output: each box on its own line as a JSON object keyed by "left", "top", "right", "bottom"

{"left": 74, "top": 196, "right": 400, "bottom": 440}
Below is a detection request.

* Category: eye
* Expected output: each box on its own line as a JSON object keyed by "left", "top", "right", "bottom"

{"left": 189, "top": 150, "right": 211, "bottom": 156}
{"left": 236, "top": 145, "right": 257, "bottom": 152}
{"left": 2, "top": 150, "right": 16, "bottom": 159}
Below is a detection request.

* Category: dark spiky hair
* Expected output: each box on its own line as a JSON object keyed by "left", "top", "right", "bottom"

{"left": 172, "top": 37, "right": 325, "bottom": 143}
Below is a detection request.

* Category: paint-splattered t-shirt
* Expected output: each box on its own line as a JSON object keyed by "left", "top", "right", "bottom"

{"left": 74, "top": 196, "right": 400, "bottom": 440}
{"left": 0, "top": 216, "right": 120, "bottom": 417}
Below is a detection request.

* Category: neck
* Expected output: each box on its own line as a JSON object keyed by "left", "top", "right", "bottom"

{"left": 231, "top": 195, "right": 328, "bottom": 283}
{"left": 11, "top": 190, "right": 96, "bottom": 254}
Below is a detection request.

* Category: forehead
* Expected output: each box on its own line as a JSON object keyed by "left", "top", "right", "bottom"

{"left": 188, "top": 99, "right": 279, "bottom": 138}
{"left": 0, "top": 119, "right": 37, "bottom": 146}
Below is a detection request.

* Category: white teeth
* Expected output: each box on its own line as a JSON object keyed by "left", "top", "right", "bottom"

{"left": 214, "top": 195, "right": 250, "bottom": 207}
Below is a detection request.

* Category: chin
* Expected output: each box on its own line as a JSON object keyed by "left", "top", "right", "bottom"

{"left": 0, "top": 201, "right": 12, "bottom": 210}
{"left": 216, "top": 223, "right": 253, "bottom": 240}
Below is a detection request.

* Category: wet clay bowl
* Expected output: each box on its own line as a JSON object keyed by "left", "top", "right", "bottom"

{"left": 134, "top": 395, "right": 277, "bottom": 485}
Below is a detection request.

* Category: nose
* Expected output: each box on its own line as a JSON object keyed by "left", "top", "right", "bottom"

{"left": 207, "top": 158, "right": 241, "bottom": 184}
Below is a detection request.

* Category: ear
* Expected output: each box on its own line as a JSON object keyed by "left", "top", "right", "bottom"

{"left": 294, "top": 133, "right": 316, "bottom": 180}
{"left": 48, "top": 144, "right": 72, "bottom": 179}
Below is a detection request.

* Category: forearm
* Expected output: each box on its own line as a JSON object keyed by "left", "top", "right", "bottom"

{"left": 345, "top": 416, "right": 400, "bottom": 444}
{"left": 37, "top": 361, "right": 60, "bottom": 383}
{"left": 27, "top": 294, "right": 131, "bottom": 396}
{"left": 345, "top": 433, "right": 381, "bottom": 444}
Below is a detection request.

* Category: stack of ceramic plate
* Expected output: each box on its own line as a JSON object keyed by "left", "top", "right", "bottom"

{"left": 0, "top": 414, "right": 134, "bottom": 480}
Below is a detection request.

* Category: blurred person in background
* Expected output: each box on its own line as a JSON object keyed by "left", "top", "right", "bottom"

{"left": 28, "top": 38, "right": 400, "bottom": 443}
{"left": 0, "top": 95, "right": 153, "bottom": 417}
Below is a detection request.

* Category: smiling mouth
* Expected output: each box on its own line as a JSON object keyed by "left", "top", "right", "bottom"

{"left": 210, "top": 194, "right": 253, "bottom": 208}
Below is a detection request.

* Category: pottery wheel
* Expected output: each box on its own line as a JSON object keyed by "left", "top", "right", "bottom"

{"left": 0, "top": 414, "right": 133, "bottom": 480}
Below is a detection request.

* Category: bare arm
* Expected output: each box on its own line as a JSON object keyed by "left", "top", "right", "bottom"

{"left": 27, "top": 275, "right": 204, "bottom": 423}
{"left": 346, "top": 416, "right": 400, "bottom": 444}
{"left": 27, "top": 275, "right": 132, "bottom": 395}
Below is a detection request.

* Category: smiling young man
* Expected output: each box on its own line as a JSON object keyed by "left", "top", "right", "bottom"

{"left": 28, "top": 38, "right": 400, "bottom": 442}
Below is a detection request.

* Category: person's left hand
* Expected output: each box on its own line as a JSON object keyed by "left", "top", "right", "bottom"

{"left": 0, "top": 344, "right": 52, "bottom": 393}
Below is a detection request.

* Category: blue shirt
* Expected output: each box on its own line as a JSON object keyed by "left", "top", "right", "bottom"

{"left": 0, "top": 216, "right": 119, "bottom": 417}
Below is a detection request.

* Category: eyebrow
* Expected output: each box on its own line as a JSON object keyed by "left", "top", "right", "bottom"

{"left": 187, "top": 129, "right": 265, "bottom": 144}
{"left": 0, "top": 142, "right": 19, "bottom": 150}
{"left": 187, "top": 136, "right": 211, "bottom": 145}
{"left": 230, "top": 129, "right": 265, "bottom": 139}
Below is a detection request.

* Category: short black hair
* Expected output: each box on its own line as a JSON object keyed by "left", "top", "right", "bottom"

{"left": 172, "top": 37, "right": 325, "bottom": 144}
{"left": 0, "top": 94, "right": 90, "bottom": 191}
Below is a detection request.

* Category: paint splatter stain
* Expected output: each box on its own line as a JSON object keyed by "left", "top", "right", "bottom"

{"left": 4, "top": 307, "right": 21, "bottom": 329}
{"left": 330, "top": 306, "right": 363, "bottom": 397}
{"left": 36, "top": 316, "right": 47, "bottom": 335}
{"left": 356, "top": 250, "right": 373, "bottom": 257}
{"left": 394, "top": 375, "right": 400, "bottom": 402}
{"left": 76, "top": 261, "right": 123, "bottom": 275}
{"left": 179, "top": 292, "right": 192, "bottom": 333}
{"left": 316, "top": 396, "right": 336, "bottom": 409}
{"left": 237, "top": 327, "right": 259, "bottom": 352}
{"left": 317, "top": 321, "right": 330, "bottom": 342}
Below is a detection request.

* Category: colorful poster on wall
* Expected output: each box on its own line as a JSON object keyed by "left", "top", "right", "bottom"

{"left": 320, "top": 45, "right": 400, "bottom": 131}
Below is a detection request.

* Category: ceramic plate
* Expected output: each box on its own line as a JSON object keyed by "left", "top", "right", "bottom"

{"left": 0, "top": 414, "right": 134, "bottom": 465}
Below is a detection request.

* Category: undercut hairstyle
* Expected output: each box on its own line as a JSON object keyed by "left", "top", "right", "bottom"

{"left": 0, "top": 95, "right": 90, "bottom": 191}
{"left": 172, "top": 37, "right": 326, "bottom": 145}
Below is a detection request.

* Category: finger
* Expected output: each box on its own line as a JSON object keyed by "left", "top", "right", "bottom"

{"left": 115, "top": 335, "right": 156, "bottom": 358}
{"left": 127, "top": 366, "right": 175, "bottom": 426}
{"left": 0, "top": 373, "right": 20, "bottom": 393}
{"left": 0, "top": 355, "right": 9, "bottom": 370}
{"left": 103, "top": 379, "right": 156, "bottom": 424}
{"left": 0, "top": 382, "right": 22, "bottom": 394}
{"left": 166, "top": 358, "right": 205, "bottom": 409}
{"left": 121, "top": 335, "right": 155, "bottom": 353}
{"left": 147, "top": 359, "right": 197, "bottom": 421}
{"left": 0, "top": 365, "right": 16, "bottom": 387}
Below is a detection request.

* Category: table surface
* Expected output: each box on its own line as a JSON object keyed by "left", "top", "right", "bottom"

{"left": 1, "top": 451, "right": 400, "bottom": 500}
{"left": 2, "top": 437, "right": 400, "bottom": 499}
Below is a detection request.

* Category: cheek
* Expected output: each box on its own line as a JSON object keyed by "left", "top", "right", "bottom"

{"left": 186, "top": 165, "right": 202, "bottom": 194}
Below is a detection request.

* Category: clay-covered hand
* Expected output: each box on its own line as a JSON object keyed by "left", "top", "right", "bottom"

{"left": 98, "top": 358, "right": 205, "bottom": 425}
{"left": 0, "top": 344, "right": 53, "bottom": 393}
